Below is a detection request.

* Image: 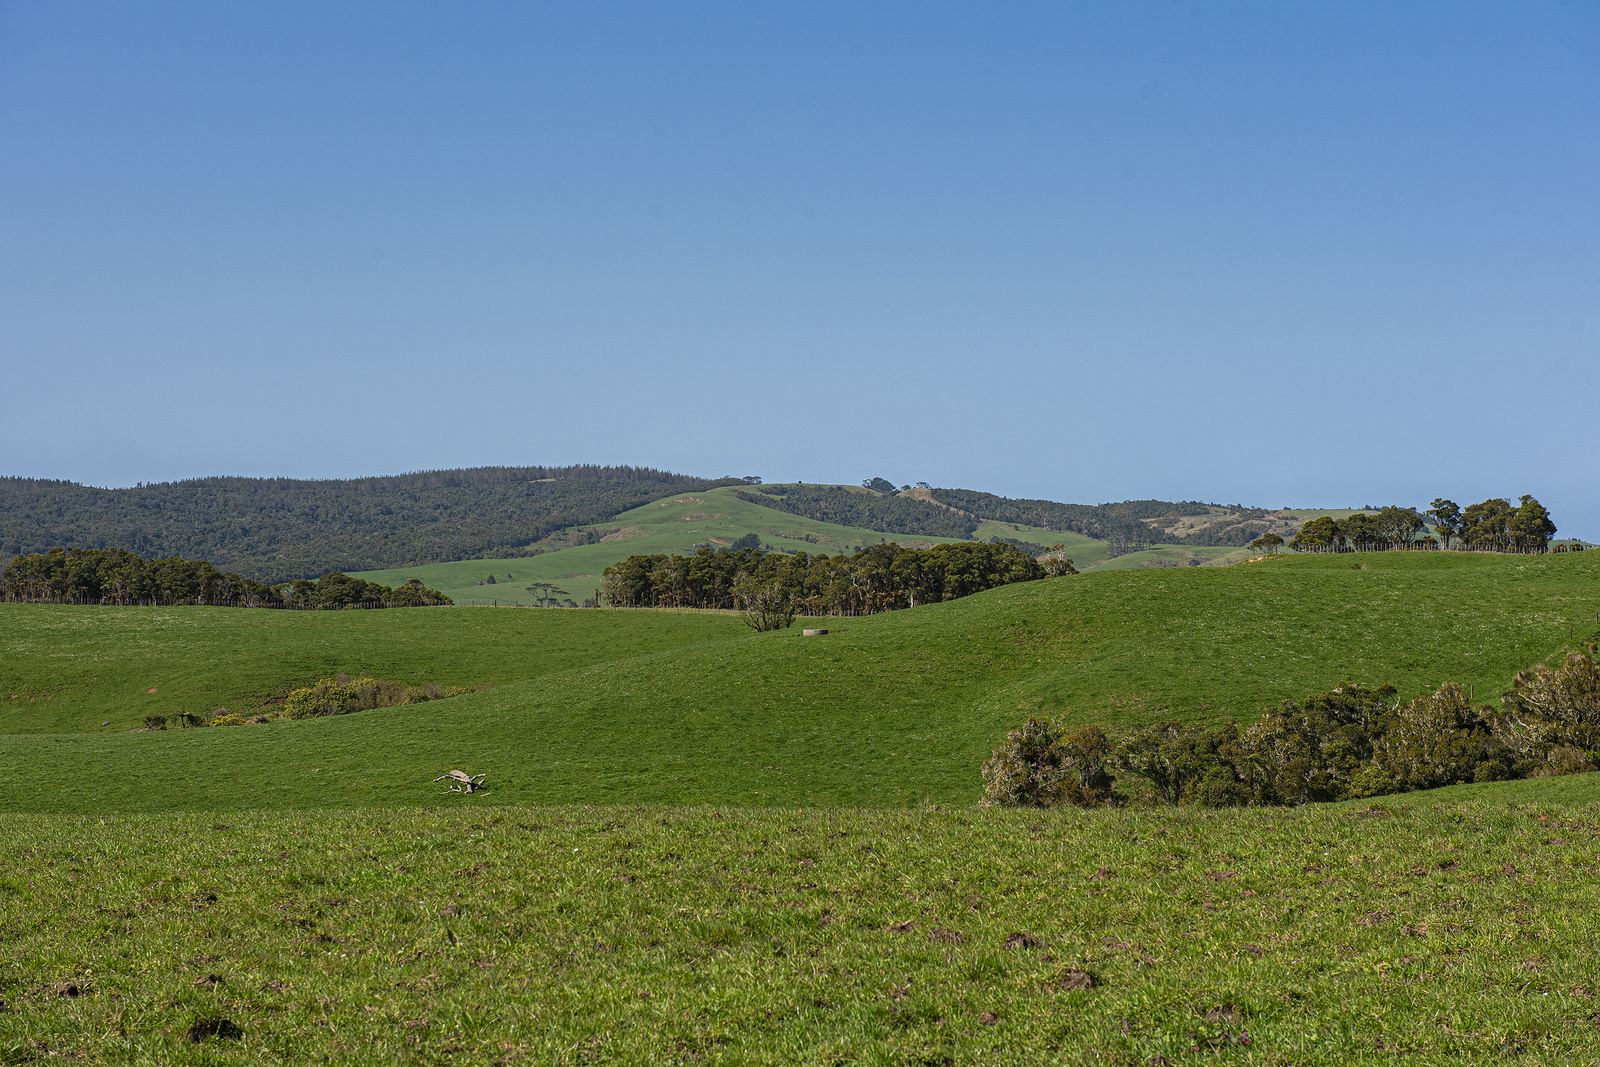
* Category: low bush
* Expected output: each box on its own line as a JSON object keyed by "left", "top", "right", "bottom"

{"left": 999, "top": 652, "right": 1600, "bottom": 808}
{"left": 276, "top": 674, "right": 478, "bottom": 722}
{"left": 981, "top": 719, "right": 1118, "bottom": 808}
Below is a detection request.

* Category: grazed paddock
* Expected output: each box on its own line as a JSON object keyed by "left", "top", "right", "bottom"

{"left": 6, "top": 788, "right": 1599, "bottom": 1064}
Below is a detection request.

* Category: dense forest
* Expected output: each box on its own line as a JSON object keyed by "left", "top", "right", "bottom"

{"left": 739, "top": 483, "right": 1275, "bottom": 554}
{"left": 928, "top": 489, "right": 1274, "bottom": 551}
{"left": 0, "top": 547, "right": 452, "bottom": 607}
{"left": 601, "top": 540, "right": 1056, "bottom": 619}
{"left": 733, "top": 486, "right": 980, "bottom": 539}
{"left": 0, "top": 466, "right": 752, "bottom": 582}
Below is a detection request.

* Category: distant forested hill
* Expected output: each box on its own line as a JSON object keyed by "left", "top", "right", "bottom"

{"left": 733, "top": 486, "right": 979, "bottom": 539}
{"left": 927, "top": 489, "right": 1273, "bottom": 549}
{"left": 0, "top": 466, "right": 745, "bottom": 583}
{"left": 742, "top": 484, "right": 1269, "bottom": 551}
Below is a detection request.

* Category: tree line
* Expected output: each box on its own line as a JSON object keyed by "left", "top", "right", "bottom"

{"left": 1287, "top": 497, "right": 1557, "bottom": 553}
{"left": 1, "top": 547, "right": 451, "bottom": 608}
{"left": 0, "top": 466, "right": 758, "bottom": 583}
{"left": 984, "top": 647, "right": 1600, "bottom": 809}
{"left": 601, "top": 540, "right": 1068, "bottom": 624}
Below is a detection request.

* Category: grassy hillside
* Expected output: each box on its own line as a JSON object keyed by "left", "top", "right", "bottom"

{"left": 3, "top": 551, "right": 1597, "bottom": 813}
{"left": 351, "top": 486, "right": 967, "bottom": 606}
{"left": 8, "top": 785, "right": 1600, "bottom": 1064}
{"left": 0, "top": 606, "right": 745, "bottom": 734}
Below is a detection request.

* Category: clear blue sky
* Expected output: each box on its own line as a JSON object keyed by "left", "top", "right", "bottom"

{"left": 2, "top": 3, "right": 1596, "bottom": 532}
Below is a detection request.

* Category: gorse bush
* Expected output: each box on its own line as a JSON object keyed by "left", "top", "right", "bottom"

{"left": 993, "top": 652, "right": 1600, "bottom": 808}
{"left": 282, "top": 676, "right": 389, "bottom": 719}
{"left": 1364, "top": 682, "right": 1496, "bottom": 793}
{"left": 277, "top": 676, "right": 474, "bottom": 722}
{"left": 1501, "top": 650, "right": 1600, "bottom": 757}
{"left": 980, "top": 719, "right": 1118, "bottom": 808}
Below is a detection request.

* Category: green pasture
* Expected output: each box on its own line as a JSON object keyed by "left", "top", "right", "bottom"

{"left": 7, "top": 785, "right": 1600, "bottom": 1064}
{"left": 3, "top": 551, "right": 1598, "bottom": 813}
{"left": 353, "top": 486, "right": 966, "bottom": 606}
{"left": 0, "top": 607, "right": 745, "bottom": 734}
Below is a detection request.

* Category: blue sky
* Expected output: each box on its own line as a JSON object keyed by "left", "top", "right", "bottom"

{"left": 2, "top": 3, "right": 1596, "bottom": 531}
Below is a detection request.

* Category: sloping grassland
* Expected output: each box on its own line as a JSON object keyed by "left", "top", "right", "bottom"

{"left": 2, "top": 552, "right": 1595, "bottom": 813}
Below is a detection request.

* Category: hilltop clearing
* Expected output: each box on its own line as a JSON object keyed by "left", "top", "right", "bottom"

{"left": 2, "top": 551, "right": 1595, "bottom": 812}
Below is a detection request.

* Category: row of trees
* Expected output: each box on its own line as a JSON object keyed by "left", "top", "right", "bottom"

{"left": 1, "top": 548, "right": 451, "bottom": 608}
{"left": 1426, "top": 496, "right": 1558, "bottom": 552}
{"left": 601, "top": 541, "right": 1066, "bottom": 623}
{"left": 1286, "top": 497, "right": 1557, "bottom": 554}
{"left": 983, "top": 649, "right": 1600, "bottom": 809}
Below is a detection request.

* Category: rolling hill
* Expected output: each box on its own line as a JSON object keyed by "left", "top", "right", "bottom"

{"left": 343, "top": 488, "right": 1284, "bottom": 604}
{"left": 3, "top": 465, "right": 1339, "bottom": 590}
{"left": 4, "top": 550, "right": 1596, "bottom": 813}
{"left": 9, "top": 547, "right": 1600, "bottom": 1062}
{"left": 348, "top": 485, "right": 971, "bottom": 606}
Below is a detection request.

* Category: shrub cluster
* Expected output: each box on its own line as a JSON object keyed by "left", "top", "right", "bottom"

{"left": 602, "top": 541, "right": 1051, "bottom": 617}
{"left": 208, "top": 674, "right": 481, "bottom": 726}
{"left": 983, "top": 650, "right": 1600, "bottom": 808}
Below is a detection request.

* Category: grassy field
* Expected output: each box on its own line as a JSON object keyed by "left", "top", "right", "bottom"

{"left": 0, "top": 607, "right": 746, "bottom": 734}
{"left": 10, "top": 550, "right": 1600, "bottom": 1063}
{"left": 7, "top": 782, "right": 1600, "bottom": 1064}
{"left": 3, "top": 551, "right": 1598, "bottom": 813}
{"left": 352, "top": 487, "right": 967, "bottom": 606}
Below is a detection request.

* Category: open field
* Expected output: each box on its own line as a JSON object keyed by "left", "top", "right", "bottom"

{"left": 9, "top": 550, "right": 1600, "bottom": 1064}
{"left": 7, "top": 784, "right": 1600, "bottom": 1064}
{"left": 0, "top": 607, "right": 745, "bottom": 735}
{"left": 352, "top": 487, "right": 967, "bottom": 606}
{"left": 3, "top": 551, "right": 1597, "bottom": 813}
